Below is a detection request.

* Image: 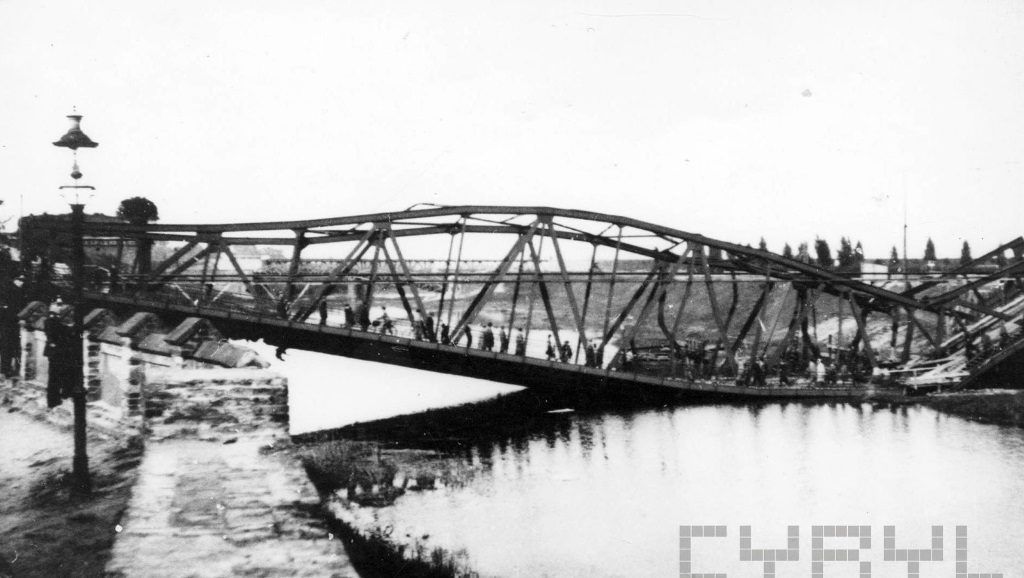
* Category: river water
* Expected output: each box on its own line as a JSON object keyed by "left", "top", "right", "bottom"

{"left": 246, "top": 341, "right": 1024, "bottom": 577}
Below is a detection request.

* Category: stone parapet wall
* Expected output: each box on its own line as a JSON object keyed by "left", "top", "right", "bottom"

{"left": 5, "top": 307, "right": 272, "bottom": 438}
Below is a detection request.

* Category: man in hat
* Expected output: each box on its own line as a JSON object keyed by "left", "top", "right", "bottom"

{"left": 44, "top": 298, "right": 76, "bottom": 407}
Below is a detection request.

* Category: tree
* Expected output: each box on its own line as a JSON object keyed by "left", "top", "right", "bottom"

{"left": 117, "top": 197, "right": 160, "bottom": 274}
{"left": 814, "top": 238, "right": 833, "bottom": 268}
{"left": 854, "top": 241, "right": 864, "bottom": 265}
{"left": 797, "top": 242, "right": 811, "bottom": 263}
{"left": 837, "top": 237, "right": 855, "bottom": 268}
{"left": 960, "top": 241, "right": 973, "bottom": 267}
{"left": 116, "top": 197, "right": 159, "bottom": 225}
{"left": 782, "top": 243, "right": 793, "bottom": 259}
{"left": 924, "top": 238, "right": 936, "bottom": 261}
{"left": 758, "top": 237, "right": 768, "bottom": 251}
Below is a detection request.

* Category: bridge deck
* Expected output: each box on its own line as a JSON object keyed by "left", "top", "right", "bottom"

{"left": 86, "top": 292, "right": 872, "bottom": 401}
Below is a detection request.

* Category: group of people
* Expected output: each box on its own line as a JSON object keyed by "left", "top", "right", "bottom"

{"left": 739, "top": 345, "right": 872, "bottom": 388}
{"left": 543, "top": 335, "right": 606, "bottom": 367}
{"left": 323, "top": 299, "right": 620, "bottom": 365}
{"left": 460, "top": 323, "right": 527, "bottom": 355}
{"left": 0, "top": 252, "right": 80, "bottom": 408}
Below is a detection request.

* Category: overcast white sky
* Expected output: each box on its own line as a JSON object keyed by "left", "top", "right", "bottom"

{"left": 1, "top": 0, "right": 1022, "bottom": 258}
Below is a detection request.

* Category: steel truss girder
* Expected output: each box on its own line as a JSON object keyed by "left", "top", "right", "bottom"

{"left": 47, "top": 205, "right": 963, "bottom": 316}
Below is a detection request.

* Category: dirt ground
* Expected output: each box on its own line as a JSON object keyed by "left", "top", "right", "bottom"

{"left": 0, "top": 408, "right": 142, "bottom": 578}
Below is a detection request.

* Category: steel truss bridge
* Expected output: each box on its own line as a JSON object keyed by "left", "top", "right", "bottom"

{"left": 21, "top": 206, "right": 1024, "bottom": 399}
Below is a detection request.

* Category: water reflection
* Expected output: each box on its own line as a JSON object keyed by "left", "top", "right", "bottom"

{"left": 369, "top": 403, "right": 1024, "bottom": 577}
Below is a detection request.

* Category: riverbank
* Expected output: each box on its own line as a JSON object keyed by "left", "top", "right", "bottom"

{"left": 296, "top": 440, "right": 479, "bottom": 578}
{"left": 865, "top": 388, "right": 1024, "bottom": 427}
{"left": 0, "top": 408, "right": 142, "bottom": 578}
{"left": 922, "top": 389, "right": 1024, "bottom": 427}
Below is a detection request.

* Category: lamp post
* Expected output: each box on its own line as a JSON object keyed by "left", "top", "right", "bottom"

{"left": 52, "top": 111, "right": 98, "bottom": 498}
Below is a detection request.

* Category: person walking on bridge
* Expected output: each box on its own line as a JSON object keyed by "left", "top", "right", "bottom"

{"left": 425, "top": 312, "right": 436, "bottom": 342}
{"left": 379, "top": 307, "right": 394, "bottom": 335}
{"left": 482, "top": 323, "right": 495, "bottom": 351}
{"left": 463, "top": 325, "right": 473, "bottom": 348}
{"left": 344, "top": 303, "right": 355, "bottom": 328}
{"left": 560, "top": 340, "right": 573, "bottom": 363}
{"left": 499, "top": 326, "right": 509, "bottom": 353}
{"left": 318, "top": 300, "right": 329, "bottom": 326}
{"left": 514, "top": 328, "right": 526, "bottom": 356}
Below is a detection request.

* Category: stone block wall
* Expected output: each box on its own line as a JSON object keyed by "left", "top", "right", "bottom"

{"left": 5, "top": 306, "right": 273, "bottom": 438}
{"left": 142, "top": 368, "right": 289, "bottom": 442}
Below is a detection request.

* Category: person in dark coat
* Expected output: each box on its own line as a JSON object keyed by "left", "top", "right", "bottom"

{"left": 44, "top": 301, "right": 76, "bottom": 407}
{"left": 440, "top": 323, "right": 451, "bottom": 345}
{"left": 0, "top": 275, "right": 26, "bottom": 378}
{"left": 482, "top": 324, "right": 494, "bottom": 351}
{"left": 344, "top": 303, "right": 355, "bottom": 328}
{"left": 560, "top": 340, "right": 572, "bottom": 363}
{"left": 425, "top": 312, "right": 436, "bottom": 342}
{"left": 498, "top": 326, "right": 509, "bottom": 353}
{"left": 358, "top": 302, "right": 371, "bottom": 332}
{"left": 463, "top": 326, "right": 473, "bottom": 348}
{"left": 318, "top": 300, "right": 329, "bottom": 326}
{"left": 514, "top": 328, "right": 526, "bottom": 356}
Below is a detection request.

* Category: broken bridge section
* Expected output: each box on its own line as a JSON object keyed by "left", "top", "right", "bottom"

{"left": 22, "top": 205, "right": 1024, "bottom": 395}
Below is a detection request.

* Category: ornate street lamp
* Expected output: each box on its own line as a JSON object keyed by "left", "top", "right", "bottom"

{"left": 52, "top": 111, "right": 98, "bottom": 497}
